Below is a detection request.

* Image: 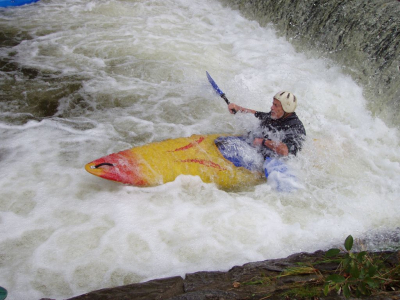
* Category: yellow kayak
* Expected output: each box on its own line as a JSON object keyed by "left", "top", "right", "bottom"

{"left": 85, "top": 134, "right": 265, "bottom": 189}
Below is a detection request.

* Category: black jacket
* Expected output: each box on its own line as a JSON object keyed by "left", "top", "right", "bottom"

{"left": 254, "top": 111, "right": 306, "bottom": 158}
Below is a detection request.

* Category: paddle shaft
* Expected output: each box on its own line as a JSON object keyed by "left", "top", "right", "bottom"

{"left": 221, "top": 94, "right": 230, "bottom": 105}
{"left": 219, "top": 92, "right": 236, "bottom": 114}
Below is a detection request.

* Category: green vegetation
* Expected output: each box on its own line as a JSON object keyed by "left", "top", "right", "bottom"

{"left": 324, "top": 235, "right": 400, "bottom": 298}
{"left": 280, "top": 284, "right": 323, "bottom": 299}
{"left": 241, "top": 235, "right": 400, "bottom": 299}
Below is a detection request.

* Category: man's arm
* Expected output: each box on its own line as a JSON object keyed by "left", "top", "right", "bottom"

{"left": 282, "top": 123, "right": 306, "bottom": 156}
{"left": 228, "top": 103, "right": 256, "bottom": 115}
{"left": 227, "top": 103, "right": 289, "bottom": 155}
{"left": 227, "top": 103, "right": 291, "bottom": 156}
{"left": 253, "top": 138, "right": 289, "bottom": 156}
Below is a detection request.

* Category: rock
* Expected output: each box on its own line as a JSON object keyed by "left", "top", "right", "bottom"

{"left": 60, "top": 250, "right": 400, "bottom": 300}
{"left": 66, "top": 276, "right": 184, "bottom": 300}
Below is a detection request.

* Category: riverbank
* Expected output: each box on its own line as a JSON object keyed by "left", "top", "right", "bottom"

{"left": 46, "top": 250, "right": 399, "bottom": 300}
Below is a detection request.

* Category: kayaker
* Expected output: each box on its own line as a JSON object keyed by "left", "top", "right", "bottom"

{"left": 227, "top": 91, "right": 306, "bottom": 158}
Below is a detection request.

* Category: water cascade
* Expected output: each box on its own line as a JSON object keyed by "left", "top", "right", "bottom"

{"left": 223, "top": 0, "right": 400, "bottom": 127}
{"left": 0, "top": 0, "right": 399, "bottom": 299}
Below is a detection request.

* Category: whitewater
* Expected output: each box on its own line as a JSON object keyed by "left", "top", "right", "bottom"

{"left": 0, "top": 0, "right": 399, "bottom": 299}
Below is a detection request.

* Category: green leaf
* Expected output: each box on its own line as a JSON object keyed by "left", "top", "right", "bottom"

{"left": 343, "top": 284, "right": 351, "bottom": 298}
{"left": 350, "top": 261, "right": 360, "bottom": 278}
{"left": 324, "top": 284, "right": 330, "bottom": 296}
{"left": 0, "top": 287, "right": 7, "bottom": 300}
{"left": 355, "top": 287, "right": 362, "bottom": 297}
{"left": 326, "top": 248, "right": 341, "bottom": 257}
{"left": 360, "top": 268, "right": 366, "bottom": 278}
{"left": 326, "top": 274, "right": 346, "bottom": 283}
{"left": 368, "top": 265, "right": 378, "bottom": 277}
{"left": 359, "top": 282, "right": 367, "bottom": 295}
{"left": 356, "top": 251, "right": 367, "bottom": 262}
{"left": 343, "top": 257, "right": 351, "bottom": 271}
{"left": 345, "top": 235, "right": 354, "bottom": 251}
{"left": 365, "top": 278, "right": 379, "bottom": 289}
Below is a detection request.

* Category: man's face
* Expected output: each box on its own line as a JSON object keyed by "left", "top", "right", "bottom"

{"left": 271, "top": 98, "right": 285, "bottom": 120}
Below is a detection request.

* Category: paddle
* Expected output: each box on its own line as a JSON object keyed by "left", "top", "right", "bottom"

{"left": 206, "top": 71, "right": 236, "bottom": 114}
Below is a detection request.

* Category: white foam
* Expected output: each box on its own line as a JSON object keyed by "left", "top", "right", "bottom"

{"left": 0, "top": 0, "right": 400, "bottom": 299}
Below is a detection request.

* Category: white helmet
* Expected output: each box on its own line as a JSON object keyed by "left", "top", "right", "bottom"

{"left": 274, "top": 91, "right": 297, "bottom": 113}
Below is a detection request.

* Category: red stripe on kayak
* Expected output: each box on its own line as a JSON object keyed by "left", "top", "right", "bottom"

{"left": 169, "top": 137, "right": 205, "bottom": 152}
{"left": 179, "top": 159, "right": 226, "bottom": 170}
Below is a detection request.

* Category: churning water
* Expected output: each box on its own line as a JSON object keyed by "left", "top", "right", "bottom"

{"left": 0, "top": 0, "right": 399, "bottom": 299}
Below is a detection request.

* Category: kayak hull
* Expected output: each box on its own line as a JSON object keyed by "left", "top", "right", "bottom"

{"left": 85, "top": 134, "right": 265, "bottom": 189}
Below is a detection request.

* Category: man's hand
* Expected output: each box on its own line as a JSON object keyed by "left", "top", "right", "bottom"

{"left": 228, "top": 103, "right": 239, "bottom": 114}
{"left": 253, "top": 138, "right": 264, "bottom": 147}
{"left": 227, "top": 103, "right": 256, "bottom": 115}
{"left": 256, "top": 138, "right": 289, "bottom": 156}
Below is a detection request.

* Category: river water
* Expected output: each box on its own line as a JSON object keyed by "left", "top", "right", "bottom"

{"left": 0, "top": 0, "right": 399, "bottom": 299}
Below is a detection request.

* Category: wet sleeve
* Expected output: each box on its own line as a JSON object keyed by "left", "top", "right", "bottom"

{"left": 254, "top": 111, "right": 269, "bottom": 120}
{"left": 282, "top": 124, "right": 306, "bottom": 156}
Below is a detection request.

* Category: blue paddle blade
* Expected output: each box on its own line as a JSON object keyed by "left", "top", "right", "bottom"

{"left": 206, "top": 71, "right": 224, "bottom": 96}
{"left": 206, "top": 71, "right": 233, "bottom": 110}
